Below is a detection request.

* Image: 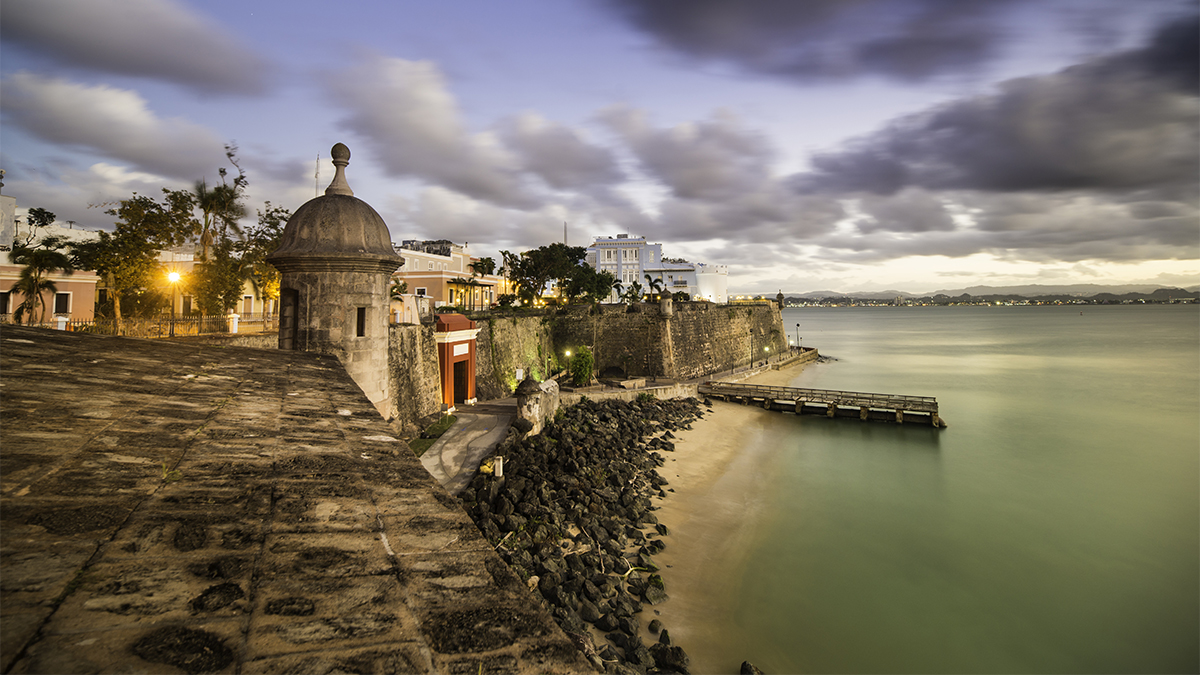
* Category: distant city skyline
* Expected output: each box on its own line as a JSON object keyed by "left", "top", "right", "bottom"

{"left": 1, "top": 0, "right": 1196, "bottom": 295}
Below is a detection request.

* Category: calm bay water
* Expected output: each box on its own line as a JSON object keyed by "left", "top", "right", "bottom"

{"left": 685, "top": 305, "right": 1199, "bottom": 673}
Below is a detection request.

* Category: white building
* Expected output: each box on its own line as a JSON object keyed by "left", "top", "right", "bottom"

{"left": 586, "top": 233, "right": 728, "bottom": 304}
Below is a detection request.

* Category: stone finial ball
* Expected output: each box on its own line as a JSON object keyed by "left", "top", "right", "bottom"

{"left": 331, "top": 143, "right": 351, "bottom": 161}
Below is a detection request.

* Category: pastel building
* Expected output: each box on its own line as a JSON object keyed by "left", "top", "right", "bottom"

{"left": 585, "top": 233, "right": 728, "bottom": 304}
{"left": 0, "top": 192, "right": 99, "bottom": 323}
{"left": 391, "top": 240, "right": 503, "bottom": 310}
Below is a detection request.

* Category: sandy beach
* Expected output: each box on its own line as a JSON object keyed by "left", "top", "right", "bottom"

{"left": 645, "top": 359, "right": 810, "bottom": 671}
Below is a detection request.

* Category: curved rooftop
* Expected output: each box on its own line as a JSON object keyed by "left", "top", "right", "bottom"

{"left": 268, "top": 143, "right": 402, "bottom": 271}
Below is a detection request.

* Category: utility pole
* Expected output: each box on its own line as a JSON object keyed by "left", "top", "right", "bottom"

{"left": 564, "top": 221, "right": 567, "bottom": 246}
{"left": 315, "top": 154, "right": 320, "bottom": 197}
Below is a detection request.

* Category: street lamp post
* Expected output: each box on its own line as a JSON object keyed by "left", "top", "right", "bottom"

{"left": 795, "top": 323, "right": 800, "bottom": 352}
{"left": 168, "top": 272, "right": 181, "bottom": 337}
{"left": 565, "top": 350, "right": 572, "bottom": 383}
{"left": 748, "top": 329, "right": 753, "bottom": 371}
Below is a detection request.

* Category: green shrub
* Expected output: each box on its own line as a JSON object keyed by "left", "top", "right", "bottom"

{"left": 570, "top": 345, "right": 594, "bottom": 386}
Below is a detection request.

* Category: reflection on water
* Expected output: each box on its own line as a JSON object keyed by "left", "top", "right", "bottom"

{"left": 677, "top": 305, "right": 1199, "bottom": 674}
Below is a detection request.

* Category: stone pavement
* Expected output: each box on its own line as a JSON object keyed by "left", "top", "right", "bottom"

{"left": 420, "top": 401, "right": 515, "bottom": 497}
{"left": 0, "top": 325, "right": 591, "bottom": 674}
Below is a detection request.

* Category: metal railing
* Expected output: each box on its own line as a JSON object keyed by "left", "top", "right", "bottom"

{"left": 0, "top": 314, "right": 276, "bottom": 338}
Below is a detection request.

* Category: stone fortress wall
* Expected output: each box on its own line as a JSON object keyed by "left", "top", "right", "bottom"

{"left": 377, "top": 302, "right": 788, "bottom": 432}
{"left": 386, "top": 323, "right": 444, "bottom": 436}
{"left": 473, "top": 314, "right": 555, "bottom": 400}
{"left": 545, "top": 301, "right": 788, "bottom": 381}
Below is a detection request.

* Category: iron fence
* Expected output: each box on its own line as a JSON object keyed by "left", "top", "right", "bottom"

{"left": 0, "top": 314, "right": 275, "bottom": 338}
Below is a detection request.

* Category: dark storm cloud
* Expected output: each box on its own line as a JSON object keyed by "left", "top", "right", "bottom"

{"left": 855, "top": 188, "right": 956, "bottom": 233}
{"left": 326, "top": 56, "right": 537, "bottom": 209}
{"left": 595, "top": 105, "right": 846, "bottom": 243}
{"left": 793, "top": 13, "right": 1200, "bottom": 195}
{"left": 602, "top": 0, "right": 1020, "bottom": 82}
{"left": 498, "top": 113, "right": 625, "bottom": 191}
{"left": 0, "top": 0, "right": 272, "bottom": 95}
{"left": 0, "top": 73, "right": 226, "bottom": 179}
{"left": 599, "top": 106, "right": 775, "bottom": 200}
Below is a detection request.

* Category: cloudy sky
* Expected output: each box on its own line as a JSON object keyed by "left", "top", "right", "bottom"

{"left": 2, "top": 0, "right": 1196, "bottom": 293}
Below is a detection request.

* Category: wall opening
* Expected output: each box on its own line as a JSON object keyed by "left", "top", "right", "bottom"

{"left": 356, "top": 306, "right": 367, "bottom": 337}
{"left": 453, "top": 361, "right": 468, "bottom": 404}
{"left": 280, "top": 288, "right": 299, "bottom": 350}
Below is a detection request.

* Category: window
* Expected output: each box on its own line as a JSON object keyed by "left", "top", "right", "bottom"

{"left": 356, "top": 307, "right": 367, "bottom": 337}
{"left": 428, "top": 261, "right": 434, "bottom": 270}
{"left": 604, "top": 249, "right": 615, "bottom": 261}
{"left": 54, "top": 293, "right": 70, "bottom": 314}
{"left": 416, "top": 287, "right": 427, "bottom": 297}
{"left": 0, "top": 291, "right": 9, "bottom": 315}
{"left": 242, "top": 295, "right": 253, "bottom": 315}
{"left": 182, "top": 296, "right": 193, "bottom": 314}
{"left": 622, "top": 248, "right": 639, "bottom": 261}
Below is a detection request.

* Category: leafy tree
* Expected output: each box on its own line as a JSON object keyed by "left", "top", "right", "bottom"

{"left": 71, "top": 189, "right": 198, "bottom": 325}
{"left": 9, "top": 235, "right": 73, "bottom": 324}
{"left": 234, "top": 202, "right": 289, "bottom": 314}
{"left": 390, "top": 278, "right": 408, "bottom": 300}
{"left": 564, "top": 265, "right": 617, "bottom": 304}
{"left": 672, "top": 290, "right": 691, "bottom": 301}
{"left": 570, "top": 345, "right": 594, "bottom": 387}
{"left": 504, "top": 243, "right": 586, "bottom": 305}
{"left": 14, "top": 207, "right": 57, "bottom": 248}
{"left": 193, "top": 236, "right": 244, "bottom": 315}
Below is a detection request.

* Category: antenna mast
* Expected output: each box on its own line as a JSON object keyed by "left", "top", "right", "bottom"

{"left": 315, "top": 154, "right": 320, "bottom": 196}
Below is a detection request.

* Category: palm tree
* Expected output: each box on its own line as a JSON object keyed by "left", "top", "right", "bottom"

{"left": 194, "top": 180, "right": 245, "bottom": 261}
{"left": 468, "top": 256, "right": 496, "bottom": 277}
{"left": 622, "top": 280, "right": 644, "bottom": 305}
{"left": 644, "top": 274, "right": 664, "bottom": 302}
{"left": 390, "top": 278, "right": 407, "bottom": 301}
{"left": 10, "top": 237, "right": 73, "bottom": 324}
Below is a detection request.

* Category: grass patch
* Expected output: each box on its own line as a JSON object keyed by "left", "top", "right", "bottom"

{"left": 409, "top": 414, "right": 458, "bottom": 457}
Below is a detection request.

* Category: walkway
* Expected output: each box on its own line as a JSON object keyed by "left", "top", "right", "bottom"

{"left": 420, "top": 399, "right": 515, "bottom": 496}
{"left": 0, "top": 326, "right": 588, "bottom": 674}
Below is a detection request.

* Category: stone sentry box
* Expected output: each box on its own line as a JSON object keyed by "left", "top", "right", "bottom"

{"left": 267, "top": 143, "right": 403, "bottom": 415}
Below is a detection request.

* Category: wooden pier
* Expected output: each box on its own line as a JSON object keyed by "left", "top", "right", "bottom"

{"left": 698, "top": 381, "right": 946, "bottom": 428}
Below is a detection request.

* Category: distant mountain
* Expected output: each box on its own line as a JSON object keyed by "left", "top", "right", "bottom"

{"left": 790, "top": 289, "right": 909, "bottom": 299}
{"left": 926, "top": 284, "right": 1187, "bottom": 297}
{"left": 785, "top": 284, "right": 1199, "bottom": 299}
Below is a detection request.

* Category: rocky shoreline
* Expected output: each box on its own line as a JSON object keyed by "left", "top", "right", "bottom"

{"left": 459, "top": 395, "right": 706, "bottom": 674}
